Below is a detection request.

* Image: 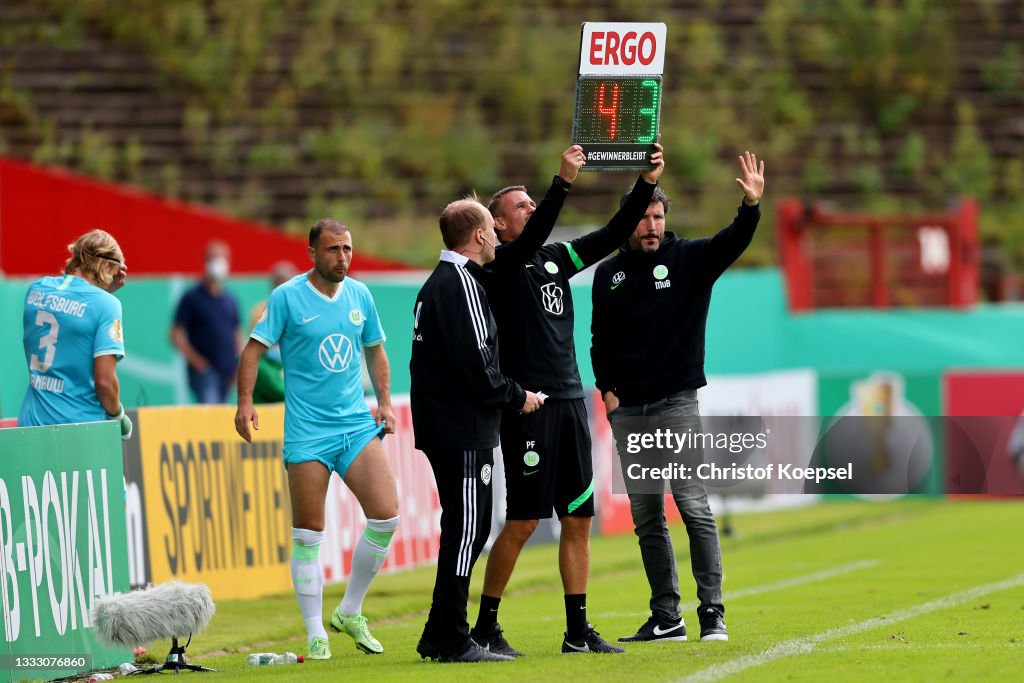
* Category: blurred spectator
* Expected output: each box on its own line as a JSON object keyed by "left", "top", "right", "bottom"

{"left": 248, "top": 260, "right": 300, "bottom": 331}
{"left": 170, "top": 241, "right": 241, "bottom": 404}
{"left": 248, "top": 260, "right": 299, "bottom": 404}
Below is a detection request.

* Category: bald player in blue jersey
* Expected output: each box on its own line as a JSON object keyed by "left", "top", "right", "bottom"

{"left": 234, "top": 218, "right": 399, "bottom": 661}
{"left": 19, "top": 229, "right": 133, "bottom": 439}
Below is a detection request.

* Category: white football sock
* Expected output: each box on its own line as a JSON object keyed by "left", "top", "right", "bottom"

{"left": 339, "top": 516, "right": 399, "bottom": 616}
{"left": 291, "top": 527, "right": 328, "bottom": 643}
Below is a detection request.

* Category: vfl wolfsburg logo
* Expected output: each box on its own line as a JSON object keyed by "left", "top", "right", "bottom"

{"left": 523, "top": 450, "right": 540, "bottom": 467}
{"left": 540, "top": 282, "right": 563, "bottom": 315}
{"left": 349, "top": 309, "right": 363, "bottom": 325}
{"left": 653, "top": 265, "right": 669, "bottom": 280}
{"left": 318, "top": 334, "right": 354, "bottom": 372}
{"left": 544, "top": 261, "right": 559, "bottom": 274}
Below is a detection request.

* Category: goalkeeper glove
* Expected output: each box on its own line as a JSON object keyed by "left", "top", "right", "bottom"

{"left": 106, "top": 404, "right": 133, "bottom": 441}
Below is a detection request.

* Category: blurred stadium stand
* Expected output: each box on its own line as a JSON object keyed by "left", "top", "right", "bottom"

{"left": 0, "top": 0, "right": 1022, "bottom": 260}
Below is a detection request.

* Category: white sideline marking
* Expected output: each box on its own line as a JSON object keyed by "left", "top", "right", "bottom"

{"left": 816, "top": 642, "right": 1023, "bottom": 653}
{"left": 675, "top": 572, "right": 1024, "bottom": 683}
{"left": 714, "top": 560, "right": 879, "bottom": 605}
{"left": 537, "top": 560, "right": 878, "bottom": 623}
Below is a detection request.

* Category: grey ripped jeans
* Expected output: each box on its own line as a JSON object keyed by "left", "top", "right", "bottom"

{"left": 609, "top": 389, "right": 724, "bottom": 622}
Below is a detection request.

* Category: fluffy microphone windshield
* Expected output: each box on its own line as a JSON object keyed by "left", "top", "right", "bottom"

{"left": 92, "top": 580, "right": 216, "bottom": 648}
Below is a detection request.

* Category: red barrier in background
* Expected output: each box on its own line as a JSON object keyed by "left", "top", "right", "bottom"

{"left": 943, "top": 371, "right": 1024, "bottom": 496}
{"left": 0, "top": 158, "right": 413, "bottom": 276}
{"left": 777, "top": 199, "right": 978, "bottom": 311}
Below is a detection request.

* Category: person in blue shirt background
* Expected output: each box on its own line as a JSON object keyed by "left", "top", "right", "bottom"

{"left": 170, "top": 240, "right": 241, "bottom": 404}
{"left": 19, "top": 228, "right": 133, "bottom": 439}
{"left": 234, "top": 218, "right": 399, "bottom": 662}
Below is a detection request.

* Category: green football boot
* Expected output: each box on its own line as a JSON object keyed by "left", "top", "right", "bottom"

{"left": 330, "top": 607, "right": 383, "bottom": 654}
{"left": 307, "top": 635, "right": 332, "bottom": 660}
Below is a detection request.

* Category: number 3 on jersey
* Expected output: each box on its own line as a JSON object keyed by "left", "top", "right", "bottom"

{"left": 30, "top": 310, "right": 60, "bottom": 373}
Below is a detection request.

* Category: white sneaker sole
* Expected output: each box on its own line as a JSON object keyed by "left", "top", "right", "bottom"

{"left": 617, "top": 635, "right": 688, "bottom": 643}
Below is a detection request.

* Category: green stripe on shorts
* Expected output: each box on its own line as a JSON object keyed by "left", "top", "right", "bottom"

{"left": 567, "top": 478, "right": 595, "bottom": 514}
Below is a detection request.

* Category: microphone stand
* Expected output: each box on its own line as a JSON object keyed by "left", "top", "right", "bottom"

{"left": 138, "top": 634, "right": 217, "bottom": 674}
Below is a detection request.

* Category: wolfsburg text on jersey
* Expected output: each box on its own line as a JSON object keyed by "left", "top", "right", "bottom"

{"left": 26, "top": 291, "right": 90, "bottom": 317}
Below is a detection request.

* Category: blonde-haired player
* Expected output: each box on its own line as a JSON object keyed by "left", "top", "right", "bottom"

{"left": 19, "top": 229, "right": 132, "bottom": 439}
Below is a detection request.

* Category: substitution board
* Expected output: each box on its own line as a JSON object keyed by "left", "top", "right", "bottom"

{"left": 572, "top": 22, "right": 666, "bottom": 171}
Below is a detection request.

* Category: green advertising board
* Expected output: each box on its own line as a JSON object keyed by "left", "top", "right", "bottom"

{"left": 0, "top": 421, "right": 132, "bottom": 681}
{"left": 816, "top": 371, "right": 944, "bottom": 496}
{"left": 4, "top": 268, "right": 1024, "bottom": 420}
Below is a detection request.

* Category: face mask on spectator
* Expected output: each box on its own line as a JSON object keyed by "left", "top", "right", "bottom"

{"left": 206, "top": 256, "right": 229, "bottom": 281}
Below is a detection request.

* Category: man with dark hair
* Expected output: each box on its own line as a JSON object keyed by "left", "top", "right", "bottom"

{"left": 591, "top": 151, "right": 765, "bottom": 645}
{"left": 171, "top": 240, "right": 241, "bottom": 403}
{"left": 469, "top": 143, "right": 665, "bottom": 656}
{"left": 235, "top": 218, "right": 399, "bottom": 661}
{"left": 411, "top": 147, "right": 584, "bottom": 663}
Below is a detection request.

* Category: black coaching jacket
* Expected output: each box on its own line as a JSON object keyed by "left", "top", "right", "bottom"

{"left": 590, "top": 202, "right": 760, "bottom": 406}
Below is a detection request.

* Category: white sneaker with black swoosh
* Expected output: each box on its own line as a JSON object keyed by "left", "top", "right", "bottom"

{"left": 618, "top": 616, "right": 687, "bottom": 642}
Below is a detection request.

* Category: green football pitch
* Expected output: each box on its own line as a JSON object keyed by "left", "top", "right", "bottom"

{"left": 147, "top": 499, "right": 1022, "bottom": 682}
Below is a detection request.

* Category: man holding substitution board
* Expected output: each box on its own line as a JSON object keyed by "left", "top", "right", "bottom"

{"left": 465, "top": 21, "right": 693, "bottom": 656}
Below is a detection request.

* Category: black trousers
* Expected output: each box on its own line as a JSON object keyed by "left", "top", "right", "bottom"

{"left": 421, "top": 448, "right": 493, "bottom": 654}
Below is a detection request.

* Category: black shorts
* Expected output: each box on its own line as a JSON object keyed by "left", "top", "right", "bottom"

{"left": 500, "top": 397, "right": 594, "bottom": 520}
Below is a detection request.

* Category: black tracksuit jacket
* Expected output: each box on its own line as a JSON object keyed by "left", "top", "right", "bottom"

{"left": 590, "top": 202, "right": 760, "bottom": 406}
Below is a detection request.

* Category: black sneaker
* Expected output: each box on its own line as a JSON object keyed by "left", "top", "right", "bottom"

{"left": 561, "top": 624, "right": 627, "bottom": 654}
{"left": 416, "top": 636, "right": 441, "bottom": 660}
{"left": 470, "top": 622, "right": 525, "bottom": 657}
{"left": 418, "top": 637, "right": 513, "bottom": 663}
{"left": 698, "top": 606, "right": 728, "bottom": 641}
{"left": 618, "top": 615, "right": 687, "bottom": 642}
{"left": 441, "top": 642, "right": 514, "bottom": 663}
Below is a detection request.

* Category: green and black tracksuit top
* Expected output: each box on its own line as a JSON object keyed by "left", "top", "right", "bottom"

{"left": 478, "top": 176, "right": 658, "bottom": 400}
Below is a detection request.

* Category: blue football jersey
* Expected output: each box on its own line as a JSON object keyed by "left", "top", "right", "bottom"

{"left": 19, "top": 275, "right": 125, "bottom": 426}
{"left": 251, "top": 273, "right": 386, "bottom": 446}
